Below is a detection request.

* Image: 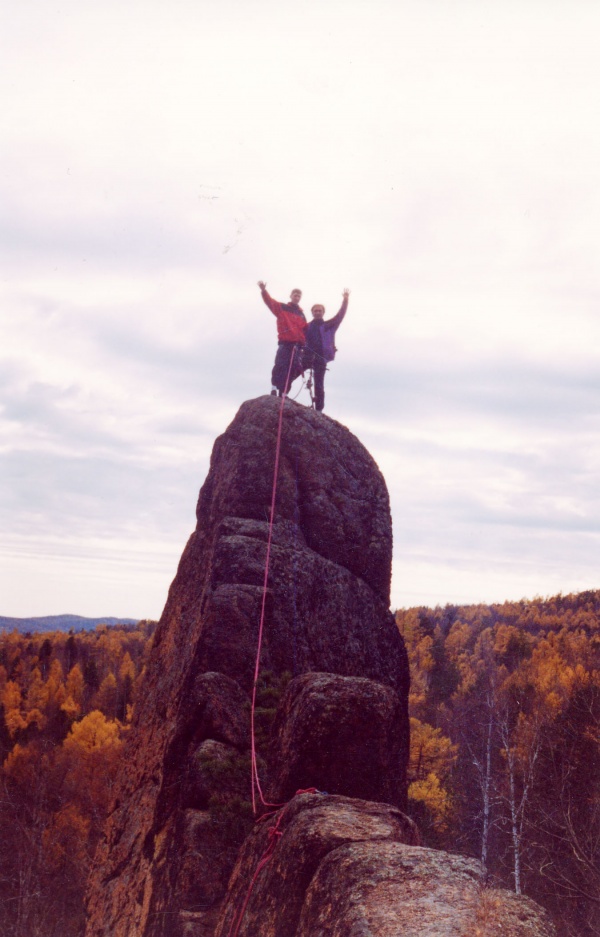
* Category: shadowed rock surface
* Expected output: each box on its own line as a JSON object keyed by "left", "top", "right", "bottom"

{"left": 216, "top": 794, "right": 556, "bottom": 937}
{"left": 84, "top": 397, "right": 410, "bottom": 937}
{"left": 267, "top": 672, "right": 406, "bottom": 807}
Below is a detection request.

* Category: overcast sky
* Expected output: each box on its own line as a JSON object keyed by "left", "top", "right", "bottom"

{"left": 2, "top": 0, "right": 600, "bottom": 619}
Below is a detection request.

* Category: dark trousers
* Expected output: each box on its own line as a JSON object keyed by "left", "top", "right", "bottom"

{"left": 310, "top": 359, "right": 327, "bottom": 411}
{"left": 271, "top": 342, "right": 303, "bottom": 394}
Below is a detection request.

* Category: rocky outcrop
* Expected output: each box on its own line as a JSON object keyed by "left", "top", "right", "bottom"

{"left": 85, "top": 397, "right": 410, "bottom": 937}
{"left": 267, "top": 672, "right": 406, "bottom": 808}
{"left": 85, "top": 394, "right": 555, "bottom": 937}
{"left": 216, "top": 793, "right": 556, "bottom": 937}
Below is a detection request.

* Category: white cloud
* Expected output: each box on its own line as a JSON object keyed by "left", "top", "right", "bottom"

{"left": 2, "top": 0, "right": 600, "bottom": 616}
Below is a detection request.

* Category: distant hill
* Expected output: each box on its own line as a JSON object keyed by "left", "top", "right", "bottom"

{"left": 0, "top": 614, "right": 139, "bottom": 634}
{"left": 396, "top": 587, "right": 600, "bottom": 640}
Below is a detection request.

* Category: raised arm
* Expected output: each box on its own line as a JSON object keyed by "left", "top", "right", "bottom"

{"left": 326, "top": 288, "right": 350, "bottom": 329}
{"left": 257, "top": 280, "right": 281, "bottom": 316}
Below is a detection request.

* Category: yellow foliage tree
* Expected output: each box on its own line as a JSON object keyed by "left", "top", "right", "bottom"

{"left": 408, "top": 717, "right": 457, "bottom": 839}
{"left": 63, "top": 710, "right": 121, "bottom": 754}
{"left": 408, "top": 716, "right": 457, "bottom": 783}
{"left": 409, "top": 772, "right": 454, "bottom": 832}
{"left": 45, "top": 658, "right": 66, "bottom": 709}
{"left": 61, "top": 664, "right": 85, "bottom": 721}
{"left": 119, "top": 651, "right": 136, "bottom": 683}
{"left": 2, "top": 680, "right": 27, "bottom": 737}
{"left": 60, "top": 711, "right": 123, "bottom": 829}
{"left": 92, "top": 673, "right": 119, "bottom": 720}
{"left": 26, "top": 667, "right": 49, "bottom": 715}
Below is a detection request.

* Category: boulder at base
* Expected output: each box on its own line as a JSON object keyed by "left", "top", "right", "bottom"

{"left": 267, "top": 672, "right": 407, "bottom": 807}
{"left": 216, "top": 793, "right": 556, "bottom": 937}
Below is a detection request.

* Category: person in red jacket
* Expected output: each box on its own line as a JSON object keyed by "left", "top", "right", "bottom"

{"left": 258, "top": 281, "right": 307, "bottom": 396}
{"left": 303, "top": 289, "right": 349, "bottom": 412}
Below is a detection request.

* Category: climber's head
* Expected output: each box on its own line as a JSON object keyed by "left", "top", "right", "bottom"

{"left": 290, "top": 289, "right": 302, "bottom": 304}
{"left": 311, "top": 304, "right": 325, "bottom": 320}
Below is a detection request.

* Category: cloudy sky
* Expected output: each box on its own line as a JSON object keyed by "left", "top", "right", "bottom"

{"left": 2, "top": 0, "right": 600, "bottom": 619}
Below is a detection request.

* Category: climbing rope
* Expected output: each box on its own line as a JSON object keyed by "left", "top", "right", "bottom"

{"left": 226, "top": 789, "right": 320, "bottom": 937}
{"left": 226, "top": 811, "right": 284, "bottom": 937}
{"left": 229, "top": 354, "right": 328, "bottom": 935}
{"left": 250, "top": 346, "right": 298, "bottom": 814}
{"left": 289, "top": 372, "right": 307, "bottom": 401}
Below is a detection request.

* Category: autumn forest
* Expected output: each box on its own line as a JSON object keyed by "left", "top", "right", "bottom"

{"left": 398, "top": 590, "right": 600, "bottom": 937}
{"left": 0, "top": 591, "right": 599, "bottom": 937}
{"left": 0, "top": 621, "right": 156, "bottom": 936}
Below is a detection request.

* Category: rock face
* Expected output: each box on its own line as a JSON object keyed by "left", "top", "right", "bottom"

{"left": 267, "top": 672, "right": 407, "bottom": 808}
{"left": 84, "top": 396, "right": 410, "bottom": 937}
{"left": 216, "top": 793, "right": 556, "bottom": 937}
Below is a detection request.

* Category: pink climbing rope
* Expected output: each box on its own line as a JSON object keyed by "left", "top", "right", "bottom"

{"left": 228, "top": 351, "right": 321, "bottom": 936}
{"left": 226, "top": 789, "right": 319, "bottom": 937}
{"left": 250, "top": 347, "right": 298, "bottom": 814}
{"left": 226, "top": 812, "right": 284, "bottom": 937}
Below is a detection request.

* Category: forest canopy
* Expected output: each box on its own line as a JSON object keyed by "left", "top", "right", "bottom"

{"left": 398, "top": 590, "right": 600, "bottom": 937}
{"left": 0, "top": 591, "right": 598, "bottom": 937}
{"left": 0, "top": 620, "right": 156, "bottom": 937}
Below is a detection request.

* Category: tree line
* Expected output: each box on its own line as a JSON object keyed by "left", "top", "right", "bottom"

{"left": 1, "top": 591, "right": 598, "bottom": 937}
{"left": 398, "top": 590, "right": 600, "bottom": 937}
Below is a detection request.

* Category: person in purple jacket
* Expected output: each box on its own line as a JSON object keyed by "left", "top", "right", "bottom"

{"left": 303, "top": 289, "right": 350, "bottom": 412}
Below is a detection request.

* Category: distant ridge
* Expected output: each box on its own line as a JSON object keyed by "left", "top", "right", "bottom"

{"left": 0, "top": 614, "right": 139, "bottom": 634}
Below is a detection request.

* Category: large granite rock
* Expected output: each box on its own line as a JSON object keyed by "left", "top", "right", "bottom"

{"left": 85, "top": 396, "right": 410, "bottom": 937}
{"left": 267, "top": 672, "right": 406, "bottom": 808}
{"left": 216, "top": 793, "right": 556, "bottom": 937}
